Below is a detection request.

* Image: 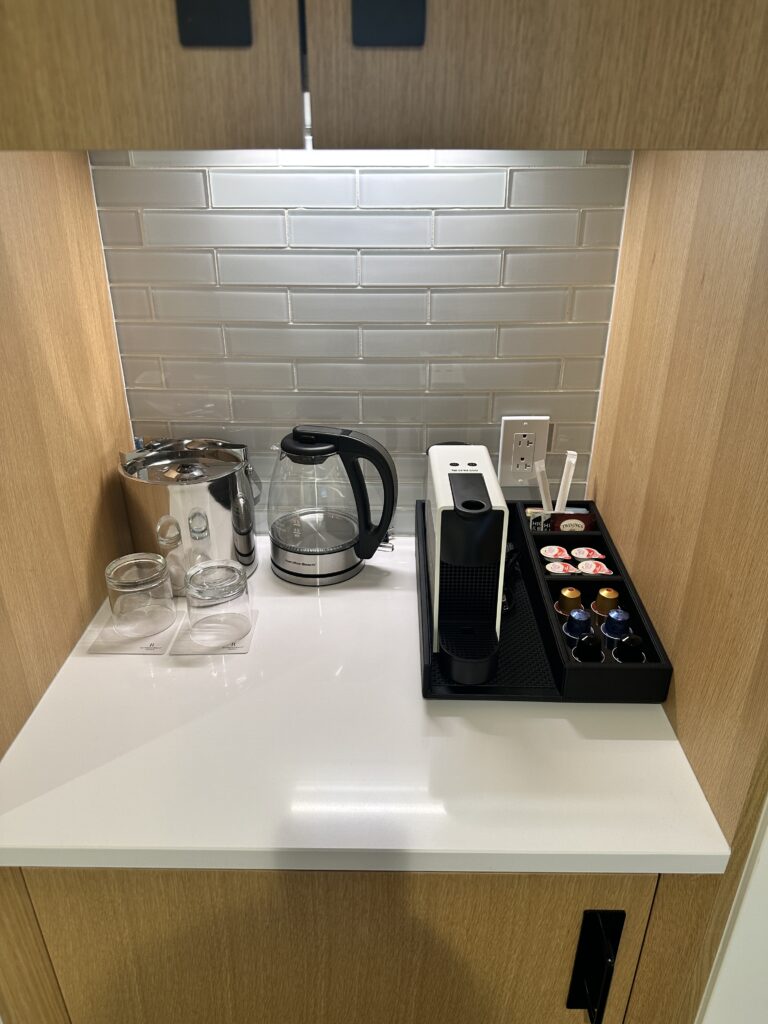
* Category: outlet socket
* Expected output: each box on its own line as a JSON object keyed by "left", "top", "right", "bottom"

{"left": 497, "top": 416, "right": 550, "bottom": 486}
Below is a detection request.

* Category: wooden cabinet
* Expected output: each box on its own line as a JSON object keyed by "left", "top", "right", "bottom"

{"left": 304, "top": 0, "right": 768, "bottom": 149}
{"left": 22, "top": 869, "right": 656, "bottom": 1024}
{"left": 0, "top": 0, "right": 304, "bottom": 149}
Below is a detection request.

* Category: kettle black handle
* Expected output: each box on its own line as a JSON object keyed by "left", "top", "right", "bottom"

{"left": 294, "top": 426, "right": 398, "bottom": 560}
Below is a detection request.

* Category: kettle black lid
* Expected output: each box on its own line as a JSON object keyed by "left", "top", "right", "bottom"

{"left": 280, "top": 427, "right": 338, "bottom": 463}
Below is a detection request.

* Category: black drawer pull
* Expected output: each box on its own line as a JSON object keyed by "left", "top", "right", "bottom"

{"left": 567, "top": 910, "right": 626, "bottom": 1024}
{"left": 176, "top": 0, "right": 253, "bottom": 47}
{"left": 352, "top": 0, "right": 426, "bottom": 47}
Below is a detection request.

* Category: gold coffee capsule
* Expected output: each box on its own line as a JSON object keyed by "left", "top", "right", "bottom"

{"left": 594, "top": 587, "right": 620, "bottom": 616}
{"left": 558, "top": 587, "right": 583, "bottom": 613}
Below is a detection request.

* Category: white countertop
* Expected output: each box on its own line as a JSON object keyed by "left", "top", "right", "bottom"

{"left": 0, "top": 538, "right": 729, "bottom": 873}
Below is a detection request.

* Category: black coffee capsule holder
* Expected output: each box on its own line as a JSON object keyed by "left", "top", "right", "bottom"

{"left": 417, "top": 499, "right": 672, "bottom": 702}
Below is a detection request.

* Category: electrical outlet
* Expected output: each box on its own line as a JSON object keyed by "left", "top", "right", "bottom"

{"left": 497, "top": 416, "right": 549, "bottom": 486}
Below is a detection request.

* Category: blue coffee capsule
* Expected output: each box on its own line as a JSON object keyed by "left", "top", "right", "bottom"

{"left": 563, "top": 607, "right": 593, "bottom": 646}
{"left": 601, "top": 607, "right": 631, "bottom": 646}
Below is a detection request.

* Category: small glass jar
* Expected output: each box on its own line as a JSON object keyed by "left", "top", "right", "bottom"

{"left": 105, "top": 553, "right": 176, "bottom": 638}
{"left": 185, "top": 560, "right": 251, "bottom": 648}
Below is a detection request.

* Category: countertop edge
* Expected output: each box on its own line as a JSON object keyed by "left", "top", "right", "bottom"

{"left": 0, "top": 847, "right": 730, "bottom": 874}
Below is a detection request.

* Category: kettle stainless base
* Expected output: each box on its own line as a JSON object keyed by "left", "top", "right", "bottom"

{"left": 270, "top": 541, "right": 364, "bottom": 587}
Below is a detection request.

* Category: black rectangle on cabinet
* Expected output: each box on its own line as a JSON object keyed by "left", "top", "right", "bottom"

{"left": 352, "top": 0, "right": 427, "bottom": 47}
{"left": 176, "top": 0, "right": 252, "bottom": 47}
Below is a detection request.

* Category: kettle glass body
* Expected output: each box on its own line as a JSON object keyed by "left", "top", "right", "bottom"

{"left": 267, "top": 426, "right": 398, "bottom": 586}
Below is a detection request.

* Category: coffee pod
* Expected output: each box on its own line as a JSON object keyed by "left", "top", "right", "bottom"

{"left": 612, "top": 634, "right": 646, "bottom": 664}
{"left": 590, "top": 586, "right": 620, "bottom": 630}
{"left": 554, "top": 586, "right": 582, "bottom": 619}
{"left": 573, "top": 634, "right": 605, "bottom": 663}
{"left": 563, "top": 607, "right": 593, "bottom": 647}
{"left": 601, "top": 607, "right": 631, "bottom": 648}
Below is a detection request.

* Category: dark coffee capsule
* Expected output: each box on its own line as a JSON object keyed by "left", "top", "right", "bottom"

{"left": 573, "top": 634, "right": 604, "bottom": 663}
{"left": 601, "top": 607, "right": 631, "bottom": 642}
{"left": 563, "top": 607, "right": 593, "bottom": 645}
{"left": 612, "top": 634, "right": 646, "bottom": 664}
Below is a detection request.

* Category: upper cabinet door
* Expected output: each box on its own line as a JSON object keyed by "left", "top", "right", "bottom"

{"left": 305, "top": 0, "right": 768, "bottom": 149}
{"left": 0, "top": 0, "right": 304, "bottom": 149}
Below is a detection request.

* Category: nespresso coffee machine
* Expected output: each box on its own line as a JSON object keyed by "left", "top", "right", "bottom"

{"left": 424, "top": 445, "right": 508, "bottom": 685}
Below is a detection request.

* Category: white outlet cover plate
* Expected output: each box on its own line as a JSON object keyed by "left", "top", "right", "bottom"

{"left": 498, "top": 415, "right": 550, "bottom": 486}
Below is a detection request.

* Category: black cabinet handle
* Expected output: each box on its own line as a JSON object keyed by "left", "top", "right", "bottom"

{"left": 352, "top": 0, "right": 426, "bottom": 47}
{"left": 176, "top": 0, "right": 253, "bottom": 47}
{"left": 566, "top": 910, "right": 626, "bottom": 1024}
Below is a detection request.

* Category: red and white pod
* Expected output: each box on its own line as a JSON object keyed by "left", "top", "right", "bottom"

{"left": 571, "top": 546, "right": 605, "bottom": 560}
{"left": 546, "top": 561, "right": 581, "bottom": 575}
{"left": 540, "top": 544, "right": 571, "bottom": 560}
{"left": 577, "top": 559, "right": 614, "bottom": 575}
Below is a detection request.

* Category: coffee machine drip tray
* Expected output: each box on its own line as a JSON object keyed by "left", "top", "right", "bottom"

{"left": 416, "top": 501, "right": 559, "bottom": 701}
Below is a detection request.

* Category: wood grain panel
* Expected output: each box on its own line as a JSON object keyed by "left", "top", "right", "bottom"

{"left": 0, "top": 1, "right": 303, "bottom": 149}
{"left": 589, "top": 151, "right": 768, "bottom": 1022}
{"left": 0, "top": 868, "right": 70, "bottom": 1024}
{"left": 305, "top": 0, "right": 768, "bottom": 149}
{"left": 24, "top": 869, "right": 656, "bottom": 1024}
{"left": 0, "top": 152, "right": 134, "bottom": 757}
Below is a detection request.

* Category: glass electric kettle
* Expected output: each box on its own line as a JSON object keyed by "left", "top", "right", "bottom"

{"left": 267, "top": 426, "right": 398, "bottom": 586}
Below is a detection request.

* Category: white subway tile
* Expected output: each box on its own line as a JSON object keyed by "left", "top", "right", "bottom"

{"left": 359, "top": 425, "right": 425, "bottom": 452}
{"left": 493, "top": 392, "right": 599, "bottom": 421}
{"left": 105, "top": 250, "right": 216, "bottom": 284}
{"left": 289, "top": 212, "right": 431, "bottom": 248}
{"left": 131, "top": 420, "right": 170, "bottom": 440}
{"left": 118, "top": 324, "right": 224, "bottom": 356}
{"left": 546, "top": 452, "right": 590, "bottom": 479}
{"left": 552, "top": 425, "right": 595, "bottom": 452}
{"left": 121, "top": 357, "right": 163, "bottom": 388}
{"left": 586, "top": 151, "right": 632, "bottom": 165}
{"left": 363, "top": 327, "right": 496, "bottom": 357}
{"left": 582, "top": 209, "right": 625, "bottom": 247}
{"left": 392, "top": 455, "right": 427, "bottom": 480}
{"left": 571, "top": 288, "right": 614, "bottom": 322}
{"left": 144, "top": 212, "right": 286, "bottom": 247}
{"left": 366, "top": 479, "right": 424, "bottom": 507}
{"left": 291, "top": 290, "right": 428, "bottom": 323}
{"left": 510, "top": 168, "right": 630, "bottom": 208}
{"left": 164, "top": 360, "right": 293, "bottom": 391}
{"left": 111, "top": 287, "right": 152, "bottom": 319}
{"left": 279, "top": 149, "right": 433, "bottom": 167}
{"left": 431, "top": 289, "right": 567, "bottom": 323}
{"left": 359, "top": 170, "right": 505, "bottom": 208}
{"left": 390, "top": 508, "right": 416, "bottom": 534}
{"left": 92, "top": 169, "right": 207, "bottom": 208}
{"left": 430, "top": 360, "right": 560, "bottom": 390}
{"left": 89, "top": 150, "right": 130, "bottom": 166}
{"left": 99, "top": 211, "right": 142, "bottom": 246}
{"left": 127, "top": 389, "right": 230, "bottom": 421}
{"left": 170, "top": 422, "right": 291, "bottom": 451}
{"left": 562, "top": 359, "right": 604, "bottom": 389}
{"left": 435, "top": 151, "right": 585, "bottom": 167}
{"left": 132, "top": 151, "right": 279, "bottom": 167}
{"left": 152, "top": 289, "right": 288, "bottom": 322}
{"left": 219, "top": 250, "right": 358, "bottom": 285}
{"left": 227, "top": 326, "right": 358, "bottom": 358}
{"left": 210, "top": 171, "right": 356, "bottom": 208}
{"left": 427, "top": 425, "right": 500, "bottom": 450}
{"left": 297, "top": 362, "right": 426, "bottom": 390}
{"left": 434, "top": 211, "right": 579, "bottom": 247}
{"left": 502, "top": 250, "right": 618, "bottom": 286}
{"left": 233, "top": 393, "right": 359, "bottom": 422}
{"left": 499, "top": 325, "right": 607, "bottom": 358}
{"left": 361, "top": 251, "right": 500, "bottom": 286}
{"left": 362, "top": 395, "right": 488, "bottom": 424}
